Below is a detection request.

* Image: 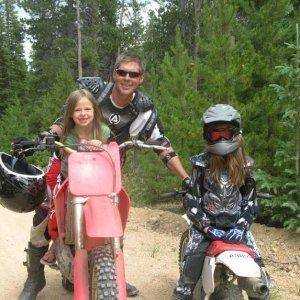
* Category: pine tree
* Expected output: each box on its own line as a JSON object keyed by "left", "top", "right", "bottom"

{"left": 143, "top": 0, "right": 195, "bottom": 70}
{"left": 0, "top": 0, "right": 27, "bottom": 114}
{"left": 196, "top": 0, "right": 255, "bottom": 106}
{"left": 238, "top": 0, "right": 296, "bottom": 172}
{"left": 120, "top": 0, "right": 146, "bottom": 52}
{"left": 19, "top": 0, "right": 77, "bottom": 93}
{"left": 255, "top": 24, "right": 300, "bottom": 231}
{"left": 80, "top": 0, "right": 120, "bottom": 79}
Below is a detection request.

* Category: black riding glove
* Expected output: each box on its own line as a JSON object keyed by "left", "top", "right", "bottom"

{"left": 182, "top": 193, "right": 198, "bottom": 210}
{"left": 11, "top": 137, "right": 35, "bottom": 158}
{"left": 223, "top": 225, "right": 245, "bottom": 243}
{"left": 206, "top": 226, "right": 226, "bottom": 241}
{"left": 182, "top": 176, "right": 191, "bottom": 190}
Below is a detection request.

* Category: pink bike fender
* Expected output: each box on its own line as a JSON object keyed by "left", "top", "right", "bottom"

{"left": 84, "top": 196, "right": 123, "bottom": 238}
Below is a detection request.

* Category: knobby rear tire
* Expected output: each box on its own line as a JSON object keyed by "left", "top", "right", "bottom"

{"left": 89, "top": 245, "right": 118, "bottom": 300}
{"left": 211, "top": 283, "right": 243, "bottom": 300}
{"left": 178, "top": 229, "right": 189, "bottom": 270}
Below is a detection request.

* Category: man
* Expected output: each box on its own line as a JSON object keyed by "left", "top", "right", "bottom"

{"left": 18, "top": 51, "right": 189, "bottom": 300}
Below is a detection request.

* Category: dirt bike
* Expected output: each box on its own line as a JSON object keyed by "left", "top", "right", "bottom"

{"left": 159, "top": 190, "right": 271, "bottom": 300}
{"left": 20, "top": 137, "right": 167, "bottom": 300}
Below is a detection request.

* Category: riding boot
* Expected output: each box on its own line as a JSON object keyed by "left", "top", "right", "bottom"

{"left": 18, "top": 242, "right": 48, "bottom": 300}
{"left": 172, "top": 277, "right": 194, "bottom": 300}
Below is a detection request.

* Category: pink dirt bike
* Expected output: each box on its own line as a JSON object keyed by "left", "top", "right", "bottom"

{"left": 23, "top": 138, "right": 166, "bottom": 300}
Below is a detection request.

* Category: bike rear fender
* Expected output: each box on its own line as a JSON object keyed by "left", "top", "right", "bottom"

{"left": 201, "top": 250, "right": 261, "bottom": 295}
{"left": 84, "top": 196, "right": 123, "bottom": 238}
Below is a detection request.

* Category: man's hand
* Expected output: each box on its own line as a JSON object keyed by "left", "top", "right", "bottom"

{"left": 223, "top": 226, "right": 245, "bottom": 243}
{"left": 205, "top": 226, "right": 225, "bottom": 241}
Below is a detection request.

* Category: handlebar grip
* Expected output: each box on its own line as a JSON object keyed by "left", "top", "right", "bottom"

{"left": 54, "top": 141, "right": 76, "bottom": 154}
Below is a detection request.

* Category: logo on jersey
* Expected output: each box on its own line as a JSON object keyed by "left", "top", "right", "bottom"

{"left": 109, "top": 114, "right": 120, "bottom": 125}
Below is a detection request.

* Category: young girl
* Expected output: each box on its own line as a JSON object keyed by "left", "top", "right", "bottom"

{"left": 59, "top": 89, "right": 110, "bottom": 178}
{"left": 41, "top": 89, "right": 110, "bottom": 265}
{"left": 173, "top": 104, "right": 269, "bottom": 300}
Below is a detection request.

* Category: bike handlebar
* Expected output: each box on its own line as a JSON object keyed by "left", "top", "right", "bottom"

{"left": 118, "top": 140, "right": 167, "bottom": 151}
{"left": 15, "top": 137, "right": 167, "bottom": 157}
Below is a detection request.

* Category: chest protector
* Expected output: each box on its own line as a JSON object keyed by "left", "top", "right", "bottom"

{"left": 191, "top": 153, "right": 244, "bottom": 229}
{"left": 202, "top": 169, "right": 242, "bottom": 217}
{"left": 78, "top": 77, "right": 156, "bottom": 144}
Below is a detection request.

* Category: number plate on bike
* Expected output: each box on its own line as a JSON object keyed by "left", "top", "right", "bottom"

{"left": 68, "top": 151, "right": 121, "bottom": 196}
{"left": 216, "top": 250, "right": 261, "bottom": 277}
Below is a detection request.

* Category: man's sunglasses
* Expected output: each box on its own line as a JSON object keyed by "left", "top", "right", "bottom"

{"left": 115, "top": 69, "right": 141, "bottom": 78}
{"left": 208, "top": 129, "right": 234, "bottom": 142}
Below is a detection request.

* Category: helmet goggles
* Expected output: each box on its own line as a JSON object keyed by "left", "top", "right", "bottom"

{"left": 208, "top": 128, "right": 234, "bottom": 142}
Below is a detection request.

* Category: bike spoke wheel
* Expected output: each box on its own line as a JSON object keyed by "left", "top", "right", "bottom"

{"left": 89, "top": 245, "right": 118, "bottom": 300}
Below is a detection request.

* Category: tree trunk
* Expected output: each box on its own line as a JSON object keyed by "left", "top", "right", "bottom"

{"left": 296, "top": 23, "right": 299, "bottom": 176}
{"left": 76, "top": 0, "right": 82, "bottom": 78}
{"left": 179, "top": 0, "right": 188, "bottom": 38}
{"left": 118, "top": 0, "right": 125, "bottom": 55}
{"left": 193, "top": 0, "right": 202, "bottom": 58}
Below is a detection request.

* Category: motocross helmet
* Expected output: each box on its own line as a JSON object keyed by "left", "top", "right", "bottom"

{"left": 0, "top": 152, "right": 45, "bottom": 213}
{"left": 202, "top": 104, "right": 242, "bottom": 156}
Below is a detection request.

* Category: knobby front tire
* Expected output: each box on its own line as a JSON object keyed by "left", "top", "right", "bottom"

{"left": 89, "top": 245, "right": 118, "bottom": 300}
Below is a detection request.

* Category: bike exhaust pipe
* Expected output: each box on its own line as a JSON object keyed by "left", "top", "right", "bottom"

{"left": 238, "top": 277, "right": 268, "bottom": 298}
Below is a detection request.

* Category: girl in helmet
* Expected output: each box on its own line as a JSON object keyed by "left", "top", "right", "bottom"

{"left": 173, "top": 104, "right": 269, "bottom": 300}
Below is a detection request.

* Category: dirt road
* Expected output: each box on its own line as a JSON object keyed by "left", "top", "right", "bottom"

{"left": 1, "top": 205, "right": 299, "bottom": 299}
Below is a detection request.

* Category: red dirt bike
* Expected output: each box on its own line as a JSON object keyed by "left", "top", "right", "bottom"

{"left": 178, "top": 231, "right": 269, "bottom": 300}
{"left": 159, "top": 191, "right": 271, "bottom": 300}
{"left": 23, "top": 138, "right": 167, "bottom": 300}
